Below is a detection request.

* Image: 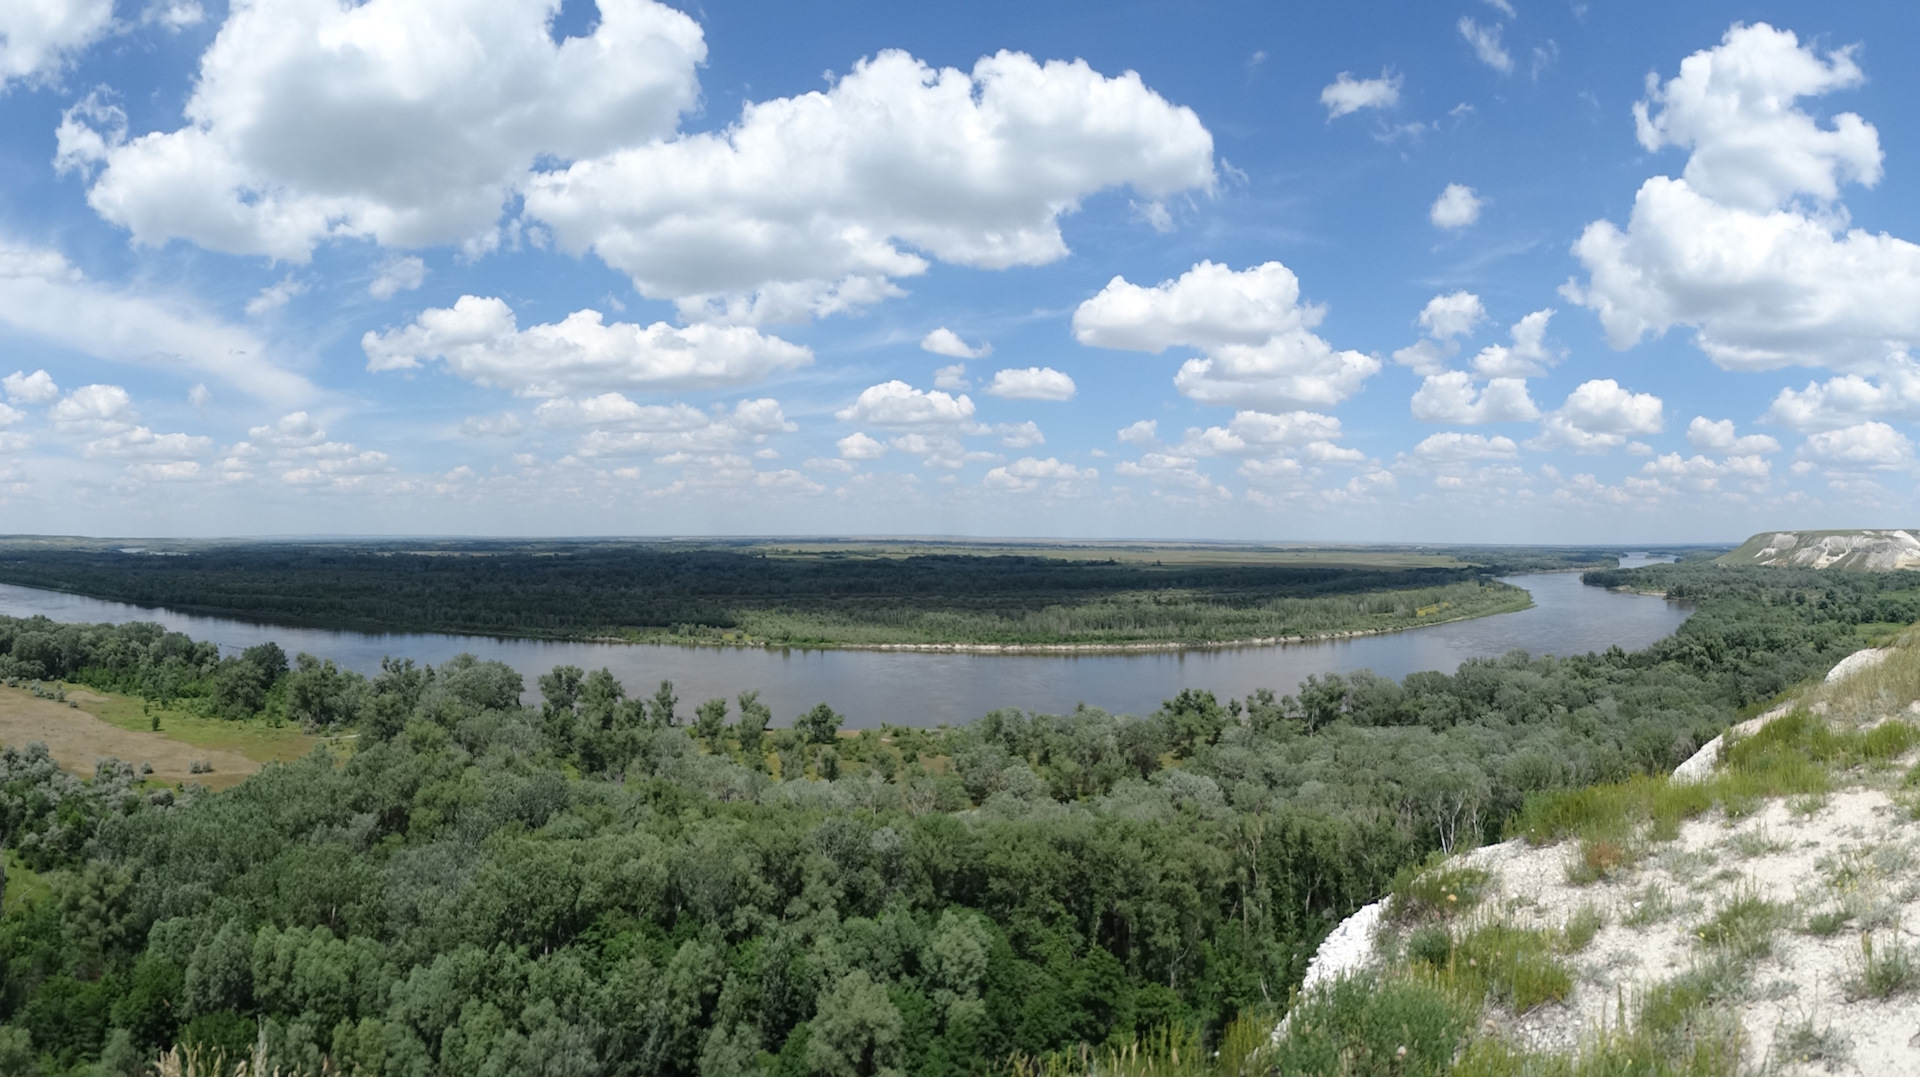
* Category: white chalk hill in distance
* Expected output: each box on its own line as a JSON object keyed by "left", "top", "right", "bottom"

{"left": 1719, "top": 529, "right": 1920, "bottom": 570}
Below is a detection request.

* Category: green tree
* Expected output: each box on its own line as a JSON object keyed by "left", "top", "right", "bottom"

{"left": 797, "top": 703, "right": 843, "bottom": 746}
{"left": 694, "top": 698, "right": 729, "bottom": 752}
{"left": 807, "top": 970, "right": 903, "bottom": 1077}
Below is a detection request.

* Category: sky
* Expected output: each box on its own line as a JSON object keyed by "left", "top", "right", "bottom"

{"left": 1, "top": 1, "right": 1918, "bottom": 543}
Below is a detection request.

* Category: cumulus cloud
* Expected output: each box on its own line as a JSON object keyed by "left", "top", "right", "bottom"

{"left": 1073, "top": 261, "right": 1378, "bottom": 408}
{"left": 835, "top": 381, "right": 975, "bottom": 426}
{"left": 1639, "top": 451, "right": 1771, "bottom": 492}
{"left": 1410, "top": 372, "right": 1540, "bottom": 424}
{"left": 62, "top": 0, "right": 707, "bottom": 260}
{"left": 1430, "top": 184, "right": 1483, "bottom": 229}
{"left": 1, "top": 0, "right": 113, "bottom": 87}
{"left": 983, "top": 456, "right": 1098, "bottom": 496}
{"left": 1458, "top": 18, "right": 1513, "bottom": 73}
{"left": 1526, "top": 378, "right": 1664, "bottom": 453}
{"left": 1687, "top": 416, "right": 1780, "bottom": 454}
{"left": 1469, "top": 310, "right": 1561, "bottom": 378}
{"left": 1796, "top": 421, "right": 1914, "bottom": 471}
{"left": 1176, "top": 409, "right": 1344, "bottom": 456}
{"left": 233, "top": 411, "right": 391, "bottom": 486}
{"left": 1762, "top": 361, "right": 1920, "bottom": 431}
{"left": 1117, "top": 453, "right": 1231, "bottom": 499}
{"left": 533, "top": 395, "right": 793, "bottom": 457}
{"left": 0, "top": 241, "right": 311, "bottom": 404}
{"left": 4, "top": 369, "right": 59, "bottom": 404}
{"left": 1117, "top": 420, "right": 1157, "bottom": 446}
{"left": 1631, "top": 23, "right": 1879, "bottom": 212}
{"left": 1565, "top": 24, "right": 1917, "bottom": 373}
{"left": 920, "top": 328, "right": 991, "bottom": 360}
{"left": 984, "top": 367, "right": 1076, "bottom": 401}
{"left": 369, "top": 256, "right": 426, "bottom": 300}
{"left": 50, "top": 384, "right": 136, "bottom": 431}
{"left": 1417, "top": 291, "right": 1487, "bottom": 341}
{"left": 84, "top": 426, "right": 213, "bottom": 460}
{"left": 1320, "top": 70, "right": 1401, "bottom": 119}
{"left": 526, "top": 49, "right": 1214, "bottom": 322}
{"left": 363, "top": 296, "right": 812, "bottom": 397}
{"left": 837, "top": 432, "right": 887, "bottom": 460}
{"left": 1411, "top": 432, "right": 1520, "bottom": 461}
{"left": 932, "top": 364, "right": 970, "bottom": 392}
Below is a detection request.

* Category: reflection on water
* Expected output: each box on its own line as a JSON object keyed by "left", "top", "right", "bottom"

{"left": 0, "top": 560, "right": 1689, "bottom": 728}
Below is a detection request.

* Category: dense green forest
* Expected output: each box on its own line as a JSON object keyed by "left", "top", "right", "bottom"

{"left": 0, "top": 562, "right": 1908, "bottom": 1075}
{"left": 0, "top": 542, "right": 1604, "bottom": 647}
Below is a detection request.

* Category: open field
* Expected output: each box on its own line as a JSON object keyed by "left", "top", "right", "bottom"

{"left": 0, "top": 683, "right": 320, "bottom": 789}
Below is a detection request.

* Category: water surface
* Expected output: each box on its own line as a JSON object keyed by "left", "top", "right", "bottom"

{"left": 0, "top": 561, "right": 1688, "bottom": 727}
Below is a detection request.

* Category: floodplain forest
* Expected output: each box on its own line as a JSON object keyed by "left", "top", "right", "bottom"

{"left": 0, "top": 561, "right": 1909, "bottom": 1075}
{"left": 0, "top": 541, "right": 1624, "bottom": 647}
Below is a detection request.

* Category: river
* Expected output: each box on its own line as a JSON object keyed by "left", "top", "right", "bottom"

{"left": 0, "top": 558, "right": 1687, "bottom": 728}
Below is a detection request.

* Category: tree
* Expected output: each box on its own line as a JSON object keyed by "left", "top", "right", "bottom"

{"left": 797, "top": 702, "right": 843, "bottom": 746}
{"left": 807, "top": 970, "right": 904, "bottom": 1077}
{"left": 736, "top": 691, "right": 771, "bottom": 765}
{"left": 649, "top": 679, "right": 680, "bottom": 728}
{"left": 693, "top": 698, "right": 728, "bottom": 752}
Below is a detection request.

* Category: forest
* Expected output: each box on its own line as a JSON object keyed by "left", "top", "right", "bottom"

{"left": 0, "top": 542, "right": 1575, "bottom": 648}
{"left": 0, "top": 561, "right": 1907, "bottom": 1075}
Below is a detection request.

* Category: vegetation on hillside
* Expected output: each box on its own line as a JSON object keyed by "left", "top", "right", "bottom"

{"left": 0, "top": 543, "right": 1546, "bottom": 648}
{"left": 0, "top": 562, "right": 1908, "bottom": 1074}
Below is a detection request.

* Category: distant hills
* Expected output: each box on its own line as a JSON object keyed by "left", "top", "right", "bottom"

{"left": 1720, "top": 529, "right": 1920, "bottom": 570}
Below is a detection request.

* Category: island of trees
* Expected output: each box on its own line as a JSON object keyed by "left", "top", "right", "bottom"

{"left": 0, "top": 560, "right": 1909, "bottom": 1074}
{"left": 0, "top": 540, "right": 1630, "bottom": 650}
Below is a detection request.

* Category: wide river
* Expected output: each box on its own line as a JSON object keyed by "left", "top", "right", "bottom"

{"left": 0, "top": 560, "right": 1688, "bottom": 728}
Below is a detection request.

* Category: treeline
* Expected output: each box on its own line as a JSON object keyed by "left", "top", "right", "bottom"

{"left": 0, "top": 563, "right": 1903, "bottom": 1075}
{"left": 0, "top": 544, "right": 1531, "bottom": 646}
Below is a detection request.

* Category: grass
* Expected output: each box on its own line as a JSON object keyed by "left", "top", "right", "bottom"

{"left": 1843, "top": 930, "right": 1918, "bottom": 1001}
{"left": 1775, "top": 1015, "right": 1850, "bottom": 1070}
{"left": 1561, "top": 904, "right": 1607, "bottom": 953}
{"left": 1803, "top": 907, "right": 1853, "bottom": 938}
{"left": 1623, "top": 883, "right": 1679, "bottom": 927}
{"left": 1692, "top": 885, "right": 1786, "bottom": 961}
{"left": 72, "top": 686, "right": 322, "bottom": 768}
{"left": 1389, "top": 855, "right": 1491, "bottom": 921}
{"left": 1007, "top": 1011, "right": 1277, "bottom": 1077}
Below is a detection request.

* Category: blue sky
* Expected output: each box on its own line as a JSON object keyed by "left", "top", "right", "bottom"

{"left": 2, "top": 1, "right": 1918, "bottom": 542}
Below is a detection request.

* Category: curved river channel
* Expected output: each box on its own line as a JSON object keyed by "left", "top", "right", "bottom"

{"left": 0, "top": 559, "right": 1688, "bottom": 728}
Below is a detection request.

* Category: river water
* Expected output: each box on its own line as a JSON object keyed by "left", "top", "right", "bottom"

{"left": 0, "top": 558, "right": 1687, "bottom": 728}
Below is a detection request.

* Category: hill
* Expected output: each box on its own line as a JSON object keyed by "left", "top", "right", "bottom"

{"left": 1720, "top": 529, "right": 1920, "bottom": 570}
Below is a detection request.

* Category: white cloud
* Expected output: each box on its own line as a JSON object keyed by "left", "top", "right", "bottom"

{"left": 526, "top": 49, "right": 1214, "bottom": 321}
{"left": 1430, "top": 184, "right": 1483, "bottom": 229}
{"left": 1074, "top": 261, "right": 1379, "bottom": 408}
{"left": 1458, "top": 18, "right": 1513, "bottom": 73}
{"left": 1, "top": 0, "right": 113, "bottom": 87}
{"left": 4, "top": 369, "right": 59, "bottom": 404}
{"left": 369, "top": 256, "right": 427, "bottom": 300}
{"left": 245, "top": 274, "right": 307, "bottom": 316}
{"left": 84, "top": 426, "right": 213, "bottom": 460}
{"left": 543, "top": 396, "right": 794, "bottom": 457}
{"left": 1686, "top": 416, "right": 1780, "bottom": 454}
{"left": 65, "top": 0, "right": 707, "bottom": 260}
{"left": 460, "top": 412, "right": 525, "bottom": 438}
{"left": 51, "top": 384, "right": 136, "bottom": 431}
{"left": 0, "top": 403, "right": 24, "bottom": 428}
{"left": 1796, "top": 421, "right": 1914, "bottom": 471}
{"left": 363, "top": 296, "right": 812, "bottom": 397}
{"left": 837, "top": 432, "right": 887, "bottom": 460}
{"left": 0, "top": 240, "right": 311, "bottom": 404}
{"left": 920, "top": 328, "right": 991, "bottom": 360}
{"left": 1178, "top": 409, "right": 1344, "bottom": 455}
{"left": 1483, "top": 0, "right": 1517, "bottom": 16}
{"left": 1632, "top": 23, "right": 1879, "bottom": 212}
{"left": 1565, "top": 25, "right": 1918, "bottom": 373}
{"left": 1320, "top": 70, "right": 1401, "bottom": 119}
{"left": 984, "top": 456, "right": 1098, "bottom": 495}
{"left": 1762, "top": 361, "right": 1920, "bottom": 431}
{"left": 1417, "top": 291, "right": 1487, "bottom": 341}
{"left": 835, "top": 381, "right": 975, "bottom": 426}
{"left": 1410, "top": 373, "right": 1540, "bottom": 424}
{"left": 1117, "top": 420, "right": 1157, "bottom": 446}
{"left": 125, "top": 460, "right": 203, "bottom": 482}
{"left": 247, "top": 410, "right": 325, "bottom": 448}
{"left": 1526, "top": 378, "right": 1664, "bottom": 453}
{"left": 1469, "top": 309, "right": 1559, "bottom": 378}
{"left": 188, "top": 383, "right": 211, "bottom": 407}
{"left": 1639, "top": 452, "right": 1771, "bottom": 492}
{"left": 1412, "top": 432, "right": 1520, "bottom": 461}
{"left": 984, "top": 366, "right": 1076, "bottom": 401}
{"left": 932, "top": 364, "right": 971, "bottom": 392}
{"left": 994, "top": 420, "right": 1045, "bottom": 449}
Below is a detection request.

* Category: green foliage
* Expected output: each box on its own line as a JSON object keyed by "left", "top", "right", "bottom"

{"left": 1271, "top": 971, "right": 1474, "bottom": 1077}
{"left": 1389, "top": 859, "right": 1489, "bottom": 922}
{"left": 1844, "top": 931, "right": 1918, "bottom": 1000}
{"left": 1693, "top": 886, "right": 1786, "bottom": 961}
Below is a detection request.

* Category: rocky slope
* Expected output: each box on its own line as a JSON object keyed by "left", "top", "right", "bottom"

{"left": 1721, "top": 529, "right": 1920, "bottom": 570}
